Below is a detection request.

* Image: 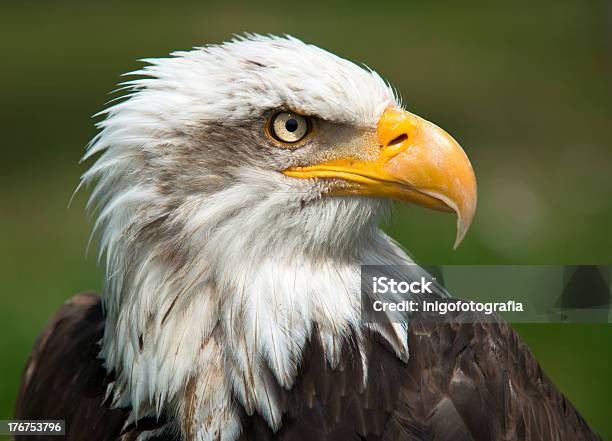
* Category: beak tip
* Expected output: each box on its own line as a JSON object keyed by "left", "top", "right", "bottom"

{"left": 453, "top": 223, "right": 467, "bottom": 250}
{"left": 452, "top": 200, "right": 476, "bottom": 250}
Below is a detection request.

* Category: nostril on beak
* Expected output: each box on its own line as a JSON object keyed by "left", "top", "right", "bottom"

{"left": 377, "top": 108, "right": 417, "bottom": 157}
{"left": 386, "top": 133, "right": 408, "bottom": 147}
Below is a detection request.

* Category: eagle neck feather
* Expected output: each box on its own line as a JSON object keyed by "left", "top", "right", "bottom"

{"left": 98, "top": 218, "right": 412, "bottom": 440}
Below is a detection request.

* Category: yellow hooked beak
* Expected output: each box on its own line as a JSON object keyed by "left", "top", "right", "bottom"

{"left": 283, "top": 107, "right": 477, "bottom": 248}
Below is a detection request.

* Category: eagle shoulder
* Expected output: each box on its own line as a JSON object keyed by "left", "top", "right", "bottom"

{"left": 14, "top": 293, "right": 175, "bottom": 441}
{"left": 386, "top": 307, "right": 602, "bottom": 441}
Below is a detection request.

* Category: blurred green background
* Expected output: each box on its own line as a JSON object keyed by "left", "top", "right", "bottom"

{"left": 1, "top": 0, "right": 610, "bottom": 438}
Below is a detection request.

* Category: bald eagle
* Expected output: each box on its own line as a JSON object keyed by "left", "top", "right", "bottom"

{"left": 16, "top": 35, "right": 600, "bottom": 441}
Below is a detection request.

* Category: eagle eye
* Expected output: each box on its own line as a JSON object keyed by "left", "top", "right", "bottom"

{"left": 268, "top": 111, "right": 311, "bottom": 144}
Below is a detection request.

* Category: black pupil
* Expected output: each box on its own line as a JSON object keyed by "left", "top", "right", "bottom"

{"left": 285, "top": 118, "right": 299, "bottom": 133}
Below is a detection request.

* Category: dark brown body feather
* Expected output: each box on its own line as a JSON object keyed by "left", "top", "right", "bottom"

{"left": 16, "top": 293, "right": 601, "bottom": 441}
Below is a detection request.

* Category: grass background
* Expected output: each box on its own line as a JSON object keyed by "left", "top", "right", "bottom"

{"left": 0, "top": 0, "right": 611, "bottom": 438}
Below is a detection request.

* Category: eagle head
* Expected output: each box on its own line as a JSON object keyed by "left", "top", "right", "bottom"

{"left": 82, "top": 35, "right": 476, "bottom": 439}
